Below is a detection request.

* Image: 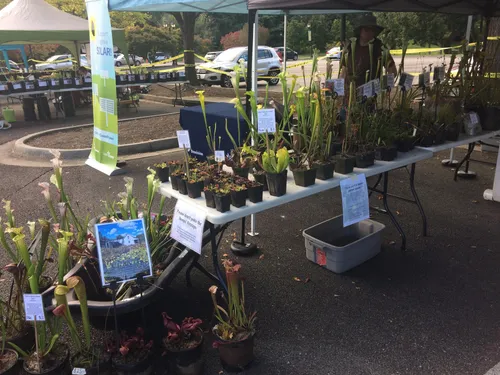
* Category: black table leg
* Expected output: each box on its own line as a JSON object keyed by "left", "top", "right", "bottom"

{"left": 409, "top": 163, "right": 428, "bottom": 237}
{"left": 382, "top": 172, "right": 407, "bottom": 251}
{"left": 230, "top": 217, "right": 258, "bottom": 256}
{"left": 455, "top": 142, "right": 477, "bottom": 180}
{"left": 209, "top": 223, "right": 227, "bottom": 293}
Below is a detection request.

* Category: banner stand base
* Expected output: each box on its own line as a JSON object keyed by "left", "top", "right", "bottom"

{"left": 86, "top": 158, "right": 126, "bottom": 176}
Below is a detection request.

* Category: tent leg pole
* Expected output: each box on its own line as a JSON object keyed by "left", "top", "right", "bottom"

{"left": 283, "top": 11, "right": 288, "bottom": 72}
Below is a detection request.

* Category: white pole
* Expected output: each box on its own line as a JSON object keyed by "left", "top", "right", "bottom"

{"left": 283, "top": 12, "right": 288, "bottom": 72}
{"left": 443, "top": 15, "right": 473, "bottom": 167}
{"left": 249, "top": 11, "right": 259, "bottom": 236}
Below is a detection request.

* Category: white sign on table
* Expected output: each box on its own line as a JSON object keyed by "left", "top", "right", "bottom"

{"left": 171, "top": 201, "right": 207, "bottom": 254}
{"left": 340, "top": 174, "right": 370, "bottom": 227}
{"left": 257, "top": 108, "right": 276, "bottom": 134}
{"left": 23, "top": 294, "right": 45, "bottom": 321}
{"left": 333, "top": 79, "right": 345, "bottom": 96}
{"left": 177, "top": 130, "right": 191, "bottom": 149}
{"left": 214, "top": 150, "right": 225, "bottom": 162}
{"left": 469, "top": 112, "right": 480, "bottom": 125}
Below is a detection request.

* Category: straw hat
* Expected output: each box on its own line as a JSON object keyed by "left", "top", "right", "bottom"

{"left": 354, "top": 15, "right": 384, "bottom": 36}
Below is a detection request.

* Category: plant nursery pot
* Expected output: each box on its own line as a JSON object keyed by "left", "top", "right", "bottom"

{"left": 375, "top": 147, "right": 397, "bottom": 161}
{"left": 117, "top": 75, "right": 128, "bottom": 85}
{"left": 331, "top": 141, "right": 343, "bottom": 156}
{"left": 171, "top": 175, "right": 180, "bottom": 190}
{"left": 396, "top": 138, "right": 415, "bottom": 152}
{"left": 214, "top": 193, "right": 231, "bottom": 213}
{"left": 49, "top": 78, "right": 62, "bottom": 89}
{"left": 334, "top": 155, "right": 355, "bottom": 175}
{"left": 0, "top": 83, "right": 10, "bottom": 95}
{"left": 136, "top": 74, "right": 147, "bottom": 83}
{"left": 216, "top": 333, "right": 255, "bottom": 372}
{"left": 313, "top": 161, "right": 335, "bottom": 180}
{"left": 355, "top": 152, "right": 375, "bottom": 168}
{"left": 9, "top": 81, "right": 25, "bottom": 93}
{"left": 127, "top": 74, "right": 136, "bottom": 84}
{"left": 419, "top": 134, "right": 434, "bottom": 147}
{"left": 266, "top": 170, "right": 288, "bottom": 197}
{"left": 446, "top": 123, "right": 461, "bottom": 142}
{"left": 178, "top": 179, "right": 188, "bottom": 195}
{"left": 252, "top": 173, "right": 268, "bottom": 191}
{"left": 292, "top": 168, "right": 317, "bottom": 187}
{"left": 187, "top": 181, "right": 203, "bottom": 199}
{"left": 148, "top": 73, "right": 158, "bottom": 83}
{"left": 165, "top": 329, "right": 204, "bottom": 375}
{"left": 204, "top": 190, "right": 216, "bottom": 208}
{"left": 23, "top": 345, "right": 70, "bottom": 375}
{"left": 232, "top": 167, "right": 249, "bottom": 179}
{"left": 83, "top": 77, "right": 92, "bottom": 87}
{"left": 25, "top": 80, "right": 36, "bottom": 92}
{"left": 0, "top": 349, "right": 19, "bottom": 375}
{"left": 36, "top": 79, "right": 50, "bottom": 91}
{"left": 71, "top": 352, "right": 111, "bottom": 375}
{"left": 247, "top": 185, "right": 264, "bottom": 203}
{"left": 158, "top": 73, "right": 168, "bottom": 82}
{"left": 8, "top": 324, "right": 35, "bottom": 353}
{"left": 62, "top": 77, "right": 74, "bottom": 88}
{"left": 113, "top": 351, "right": 153, "bottom": 375}
{"left": 74, "top": 78, "right": 83, "bottom": 87}
{"left": 155, "top": 167, "right": 170, "bottom": 182}
{"left": 434, "top": 128, "right": 446, "bottom": 145}
{"left": 230, "top": 189, "right": 248, "bottom": 208}
{"left": 478, "top": 106, "right": 500, "bottom": 131}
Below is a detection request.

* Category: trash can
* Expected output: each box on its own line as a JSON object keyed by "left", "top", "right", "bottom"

{"left": 303, "top": 215, "right": 385, "bottom": 273}
{"left": 22, "top": 98, "right": 37, "bottom": 121}
{"left": 2, "top": 107, "right": 15, "bottom": 122}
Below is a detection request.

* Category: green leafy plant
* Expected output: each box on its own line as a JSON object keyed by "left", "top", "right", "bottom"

{"left": 261, "top": 146, "right": 289, "bottom": 174}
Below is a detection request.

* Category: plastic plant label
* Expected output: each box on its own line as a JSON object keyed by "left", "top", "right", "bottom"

{"left": 176, "top": 130, "right": 191, "bottom": 149}
{"left": 423, "top": 72, "right": 431, "bottom": 86}
{"left": 38, "top": 81, "right": 47, "bottom": 87}
{"left": 316, "top": 249, "right": 327, "bottom": 266}
{"left": 171, "top": 201, "right": 206, "bottom": 254}
{"left": 372, "top": 79, "right": 381, "bottom": 95}
{"left": 404, "top": 74, "right": 414, "bottom": 90}
{"left": 72, "top": 368, "right": 87, "bottom": 375}
{"left": 333, "top": 79, "right": 345, "bottom": 96}
{"left": 257, "top": 108, "right": 276, "bottom": 134}
{"left": 386, "top": 74, "right": 395, "bottom": 88}
{"left": 340, "top": 173, "right": 369, "bottom": 228}
{"left": 363, "top": 83, "right": 373, "bottom": 97}
{"left": 214, "top": 150, "right": 225, "bottom": 162}
{"left": 13, "top": 83, "right": 21, "bottom": 90}
{"left": 434, "top": 66, "right": 445, "bottom": 81}
{"left": 469, "top": 112, "right": 480, "bottom": 124}
{"left": 23, "top": 294, "right": 45, "bottom": 321}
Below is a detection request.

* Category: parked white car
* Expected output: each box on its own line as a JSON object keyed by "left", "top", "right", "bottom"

{"left": 204, "top": 51, "right": 222, "bottom": 61}
{"left": 327, "top": 46, "right": 342, "bottom": 60}
{"left": 196, "top": 46, "right": 281, "bottom": 87}
{"left": 114, "top": 53, "right": 144, "bottom": 66}
{"left": 35, "top": 54, "right": 74, "bottom": 70}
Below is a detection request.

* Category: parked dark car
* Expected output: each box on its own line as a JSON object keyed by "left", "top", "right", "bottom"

{"left": 274, "top": 47, "right": 298, "bottom": 61}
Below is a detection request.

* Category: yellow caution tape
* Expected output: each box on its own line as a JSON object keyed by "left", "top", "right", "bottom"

{"left": 29, "top": 57, "right": 78, "bottom": 64}
{"left": 195, "top": 54, "right": 211, "bottom": 63}
{"left": 142, "top": 53, "right": 184, "bottom": 67}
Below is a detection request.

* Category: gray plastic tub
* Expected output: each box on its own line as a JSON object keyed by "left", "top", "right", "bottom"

{"left": 303, "top": 215, "right": 385, "bottom": 273}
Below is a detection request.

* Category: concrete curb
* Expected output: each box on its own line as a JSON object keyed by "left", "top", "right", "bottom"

{"left": 13, "top": 113, "right": 179, "bottom": 161}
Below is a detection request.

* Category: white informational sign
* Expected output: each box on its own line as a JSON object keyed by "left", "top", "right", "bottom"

{"left": 423, "top": 72, "right": 431, "bottom": 86}
{"left": 469, "top": 112, "right": 480, "bottom": 124}
{"left": 177, "top": 130, "right": 191, "bottom": 149}
{"left": 214, "top": 150, "right": 225, "bottom": 162}
{"left": 38, "top": 81, "right": 47, "bottom": 88}
{"left": 340, "top": 174, "right": 370, "bottom": 227}
{"left": 171, "top": 201, "right": 207, "bottom": 254}
{"left": 257, "top": 108, "right": 276, "bottom": 134}
{"left": 23, "top": 294, "right": 45, "bottom": 321}
{"left": 386, "top": 74, "right": 395, "bottom": 89}
{"left": 372, "top": 78, "right": 381, "bottom": 95}
{"left": 72, "top": 368, "right": 87, "bottom": 375}
{"left": 333, "top": 79, "right": 345, "bottom": 96}
{"left": 404, "top": 74, "right": 414, "bottom": 90}
{"left": 362, "top": 83, "right": 373, "bottom": 98}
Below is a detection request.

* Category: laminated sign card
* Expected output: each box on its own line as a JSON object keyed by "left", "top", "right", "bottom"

{"left": 171, "top": 201, "right": 207, "bottom": 254}
{"left": 95, "top": 218, "right": 153, "bottom": 286}
{"left": 340, "top": 174, "right": 370, "bottom": 227}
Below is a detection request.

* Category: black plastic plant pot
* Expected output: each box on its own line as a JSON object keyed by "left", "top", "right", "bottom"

{"left": 62, "top": 77, "right": 74, "bottom": 88}
{"left": 419, "top": 134, "right": 434, "bottom": 147}
{"left": 248, "top": 185, "right": 264, "bottom": 203}
{"left": 171, "top": 175, "right": 180, "bottom": 190}
{"left": 252, "top": 173, "right": 268, "bottom": 191}
{"left": 396, "top": 138, "right": 415, "bottom": 152}
{"left": 187, "top": 181, "right": 203, "bottom": 199}
{"left": 113, "top": 352, "right": 153, "bottom": 375}
{"left": 36, "top": 79, "right": 50, "bottom": 91}
{"left": 434, "top": 128, "right": 446, "bottom": 145}
{"left": 266, "top": 170, "right": 288, "bottom": 197}
{"left": 165, "top": 330, "right": 204, "bottom": 375}
{"left": 0, "top": 83, "right": 10, "bottom": 95}
{"left": 446, "top": 123, "right": 461, "bottom": 142}
{"left": 334, "top": 155, "right": 355, "bottom": 175}
{"left": 233, "top": 167, "right": 249, "bottom": 179}
{"left": 292, "top": 168, "right": 317, "bottom": 187}
{"left": 330, "top": 142, "right": 343, "bottom": 156}
{"left": 230, "top": 189, "right": 248, "bottom": 208}
{"left": 49, "top": 78, "right": 62, "bottom": 89}
{"left": 23, "top": 345, "right": 70, "bottom": 375}
{"left": 136, "top": 74, "right": 147, "bottom": 83}
{"left": 8, "top": 325, "right": 35, "bottom": 353}
{"left": 148, "top": 73, "right": 158, "bottom": 83}
{"left": 376, "top": 147, "right": 397, "bottom": 161}
{"left": 117, "top": 75, "right": 128, "bottom": 85}
{"left": 205, "top": 190, "right": 216, "bottom": 208}
{"left": 478, "top": 106, "right": 500, "bottom": 131}
{"left": 355, "top": 152, "right": 375, "bottom": 168}
{"left": 155, "top": 167, "right": 170, "bottom": 182}
{"left": 127, "top": 75, "right": 136, "bottom": 84}
{"left": 74, "top": 78, "right": 83, "bottom": 87}
{"left": 24, "top": 81, "right": 36, "bottom": 92}
{"left": 83, "top": 77, "right": 92, "bottom": 87}
{"left": 214, "top": 193, "right": 231, "bottom": 212}
{"left": 388, "top": 146, "right": 398, "bottom": 160}
{"left": 313, "top": 162, "right": 335, "bottom": 180}
{"left": 71, "top": 354, "right": 111, "bottom": 375}
{"left": 9, "top": 81, "right": 25, "bottom": 93}
{"left": 178, "top": 179, "right": 188, "bottom": 195}
{"left": 158, "top": 73, "right": 168, "bottom": 82}
{"left": 217, "top": 333, "right": 255, "bottom": 372}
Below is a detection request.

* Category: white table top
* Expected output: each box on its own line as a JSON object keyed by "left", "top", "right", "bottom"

{"left": 159, "top": 148, "right": 434, "bottom": 225}
{"left": 416, "top": 130, "right": 500, "bottom": 153}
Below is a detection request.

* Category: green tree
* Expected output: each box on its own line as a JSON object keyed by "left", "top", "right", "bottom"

{"left": 170, "top": 12, "right": 200, "bottom": 85}
{"left": 126, "top": 25, "right": 181, "bottom": 58}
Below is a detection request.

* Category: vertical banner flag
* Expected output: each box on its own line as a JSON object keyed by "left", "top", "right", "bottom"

{"left": 85, "top": 0, "right": 121, "bottom": 176}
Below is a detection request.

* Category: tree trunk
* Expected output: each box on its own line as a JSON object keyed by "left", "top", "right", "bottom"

{"left": 171, "top": 12, "right": 199, "bottom": 85}
{"left": 484, "top": 17, "right": 500, "bottom": 74}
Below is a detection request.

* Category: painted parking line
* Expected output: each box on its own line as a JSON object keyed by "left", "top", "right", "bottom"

{"left": 484, "top": 362, "right": 500, "bottom": 375}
